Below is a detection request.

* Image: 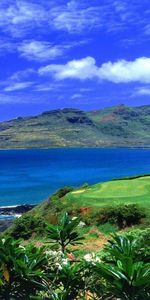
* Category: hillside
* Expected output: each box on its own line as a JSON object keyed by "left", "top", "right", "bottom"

{"left": 7, "top": 175, "right": 150, "bottom": 244}
{"left": 64, "top": 175, "right": 150, "bottom": 216}
{"left": 0, "top": 104, "right": 150, "bottom": 148}
{"left": 21, "top": 174, "right": 150, "bottom": 229}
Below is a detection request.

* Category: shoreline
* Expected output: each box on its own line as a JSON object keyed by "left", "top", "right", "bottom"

{"left": 0, "top": 204, "right": 36, "bottom": 231}
{"left": 0, "top": 204, "right": 36, "bottom": 216}
{"left": 0, "top": 146, "right": 150, "bottom": 150}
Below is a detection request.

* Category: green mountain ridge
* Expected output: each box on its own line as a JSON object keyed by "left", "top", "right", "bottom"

{"left": 0, "top": 104, "right": 150, "bottom": 148}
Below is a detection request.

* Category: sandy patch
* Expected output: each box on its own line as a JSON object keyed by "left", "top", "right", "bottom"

{"left": 74, "top": 235, "right": 108, "bottom": 252}
{"left": 71, "top": 189, "right": 86, "bottom": 194}
{"left": 138, "top": 176, "right": 150, "bottom": 180}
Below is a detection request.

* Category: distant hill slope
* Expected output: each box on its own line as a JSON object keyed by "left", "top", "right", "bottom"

{"left": 0, "top": 104, "right": 150, "bottom": 148}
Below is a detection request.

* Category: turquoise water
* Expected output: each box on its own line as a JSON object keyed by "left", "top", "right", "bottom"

{"left": 0, "top": 148, "right": 150, "bottom": 206}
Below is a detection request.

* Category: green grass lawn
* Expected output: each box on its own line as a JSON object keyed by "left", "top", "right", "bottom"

{"left": 64, "top": 176, "right": 150, "bottom": 216}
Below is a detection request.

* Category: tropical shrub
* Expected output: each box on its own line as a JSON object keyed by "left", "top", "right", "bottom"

{"left": 0, "top": 237, "right": 47, "bottom": 299}
{"left": 0, "top": 213, "right": 149, "bottom": 299}
{"left": 93, "top": 235, "right": 150, "bottom": 300}
{"left": 123, "top": 228, "right": 150, "bottom": 263}
{"left": 79, "top": 204, "right": 145, "bottom": 229}
{"left": 96, "top": 204, "right": 145, "bottom": 228}
{"left": 10, "top": 215, "right": 47, "bottom": 239}
{"left": 47, "top": 212, "right": 83, "bottom": 253}
{"left": 51, "top": 186, "right": 74, "bottom": 201}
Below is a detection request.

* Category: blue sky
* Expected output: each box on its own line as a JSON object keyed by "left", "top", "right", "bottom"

{"left": 0, "top": 0, "right": 150, "bottom": 120}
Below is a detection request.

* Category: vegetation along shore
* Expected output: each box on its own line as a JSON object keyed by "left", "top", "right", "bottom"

{"left": 0, "top": 174, "right": 149, "bottom": 299}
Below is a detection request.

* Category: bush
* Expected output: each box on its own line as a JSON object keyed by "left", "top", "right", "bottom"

{"left": 96, "top": 204, "right": 145, "bottom": 228}
{"left": 93, "top": 234, "right": 150, "bottom": 300}
{"left": 0, "top": 213, "right": 149, "bottom": 300}
{"left": 123, "top": 228, "right": 150, "bottom": 262}
{"left": 80, "top": 204, "right": 145, "bottom": 229}
{"left": 0, "top": 237, "right": 47, "bottom": 299}
{"left": 52, "top": 186, "right": 74, "bottom": 200}
{"left": 10, "top": 215, "right": 47, "bottom": 239}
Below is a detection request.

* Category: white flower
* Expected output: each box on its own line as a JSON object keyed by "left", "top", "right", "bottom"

{"left": 84, "top": 253, "right": 101, "bottom": 264}
{"left": 55, "top": 263, "right": 62, "bottom": 270}
{"left": 78, "top": 221, "right": 86, "bottom": 228}
{"left": 84, "top": 253, "right": 93, "bottom": 262}
{"left": 62, "top": 258, "right": 69, "bottom": 266}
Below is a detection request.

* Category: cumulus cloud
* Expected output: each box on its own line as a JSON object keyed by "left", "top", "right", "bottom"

{"left": 39, "top": 56, "right": 150, "bottom": 84}
{"left": 98, "top": 57, "right": 150, "bottom": 83}
{"left": 39, "top": 57, "right": 98, "bottom": 80}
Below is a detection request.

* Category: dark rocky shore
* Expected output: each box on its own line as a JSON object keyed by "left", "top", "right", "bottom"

{"left": 0, "top": 204, "right": 35, "bottom": 232}
{"left": 0, "top": 204, "right": 35, "bottom": 215}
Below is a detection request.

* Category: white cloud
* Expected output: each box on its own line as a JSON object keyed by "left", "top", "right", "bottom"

{"left": 33, "top": 82, "right": 63, "bottom": 92}
{"left": 39, "top": 56, "right": 150, "bottom": 84}
{"left": 9, "top": 69, "right": 35, "bottom": 81}
{"left": 4, "top": 82, "right": 33, "bottom": 92}
{"left": 18, "top": 40, "right": 64, "bottom": 61}
{"left": 98, "top": 57, "right": 150, "bottom": 83}
{"left": 17, "top": 39, "right": 89, "bottom": 62}
{"left": 50, "top": 2, "right": 101, "bottom": 33}
{"left": 71, "top": 93, "right": 82, "bottom": 99}
{"left": 0, "top": 1, "right": 101, "bottom": 37}
{"left": 0, "top": 1, "right": 47, "bottom": 37}
{"left": 0, "top": 0, "right": 149, "bottom": 39}
{"left": 39, "top": 57, "right": 98, "bottom": 80}
{"left": 0, "top": 39, "right": 16, "bottom": 54}
{"left": 135, "top": 87, "right": 150, "bottom": 95}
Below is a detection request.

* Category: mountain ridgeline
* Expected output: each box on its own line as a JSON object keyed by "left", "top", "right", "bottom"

{"left": 0, "top": 105, "right": 150, "bottom": 148}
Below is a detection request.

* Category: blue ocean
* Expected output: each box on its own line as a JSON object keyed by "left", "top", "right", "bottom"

{"left": 0, "top": 148, "right": 150, "bottom": 206}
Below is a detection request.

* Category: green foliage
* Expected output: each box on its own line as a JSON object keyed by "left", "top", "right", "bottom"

{"left": 81, "top": 205, "right": 145, "bottom": 229}
{"left": 52, "top": 186, "right": 74, "bottom": 199}
{"left": 0, "top": 237, "right": 47, "bottom": 299}
{"left": 0, "top": 213, "right": 149, "bottom": 299}
{"left": 93, "top": 235, "right": 150, "bottom": 300}
{"left": 46, "top": 262, "right": 86, "bottom": 300}
{"left": 98, "top": 222, "right": 118, "bottom": 235}
{"left": 47, "top": 213, "right": 83, "bottom": 253}
{"left": 123, "top": 228, "right": 150, "bottom": 263}
{"left": 96, "top": 204, "right": 145, "bottom": 228}
{"left": 10, "top": 215, "right": 47, "bottom": 239}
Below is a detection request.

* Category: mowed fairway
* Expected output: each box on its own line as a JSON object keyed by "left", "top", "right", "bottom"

{"left": 64, "top": 176, "right": 150, "bottom": 215}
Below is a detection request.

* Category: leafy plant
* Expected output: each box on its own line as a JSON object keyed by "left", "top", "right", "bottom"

{"left": 96, "top": 204, "right": 145, "bottom": 228}
{"left": 93, "top": 235, "right": 150, "bottom": 300}
{"left": 10, "top": 215, "right": 47, "bottom": 239}
{"left": 47, "top": 213, "right": 83, "bottom": 253}
{"left": 0, "top": 237, "right": 47, "bottom": 299}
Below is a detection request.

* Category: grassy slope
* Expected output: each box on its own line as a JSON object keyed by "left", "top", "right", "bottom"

{"left": 8, "top": 175, "right": 150, "bottom": 252}
{"left": 64, "top": 176, "right": 150, "bottom": 216}
{"left": 28, "top": 175, "right": 150, "bottom": 221}
{"left": 0, "top": 105, "right": 150, "bottom": 148}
